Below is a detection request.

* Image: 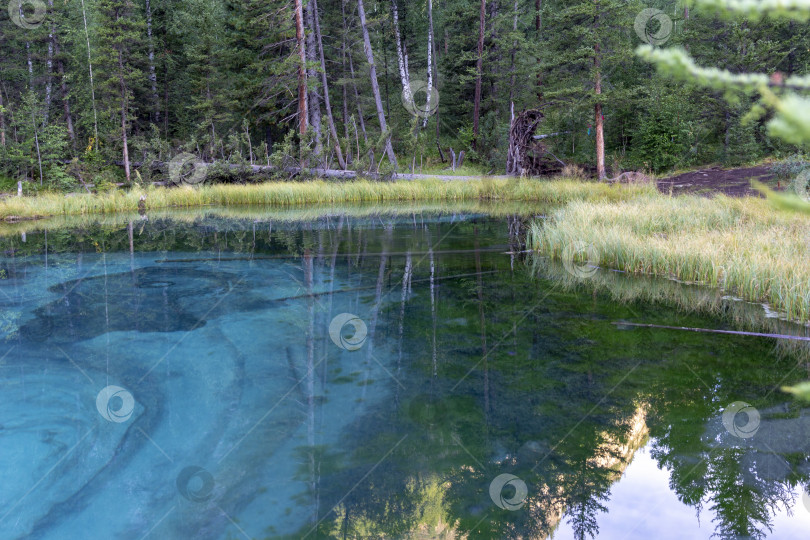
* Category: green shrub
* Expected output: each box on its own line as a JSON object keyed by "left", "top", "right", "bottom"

{"left": 771, "top": 154, "right": 810, "bottom": 179}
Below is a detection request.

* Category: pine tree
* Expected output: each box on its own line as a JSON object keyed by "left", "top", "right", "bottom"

{"left": 95, "top": 0, "right": 145, "bottom": 181}
{"left": 540, "top": 0, "right": 646, "bottom": 177}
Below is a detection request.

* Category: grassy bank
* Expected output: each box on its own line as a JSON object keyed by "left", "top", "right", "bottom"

{"left": 530, "top": 194, "right": 810, "bottom": 322}
{"left": 0, "top": 178, "right": 654, "bottom": 220}
{"left": 0, "top": 200, "right": 547, "bottom": 237}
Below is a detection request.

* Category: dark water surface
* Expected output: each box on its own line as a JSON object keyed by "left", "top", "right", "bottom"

{"left": 0, "top": 210, "right": 809, "bottom": 540}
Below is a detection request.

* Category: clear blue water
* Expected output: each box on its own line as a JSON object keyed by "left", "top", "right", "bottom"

{"left": 0, "top": 211, "right": 809, "bottom": 540}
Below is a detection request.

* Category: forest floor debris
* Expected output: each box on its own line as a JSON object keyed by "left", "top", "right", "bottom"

{"left": 657, "top": 165, "right": 779, "bottom": 197}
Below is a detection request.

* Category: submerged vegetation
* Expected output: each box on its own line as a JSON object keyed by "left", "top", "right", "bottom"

{"left": 531, "top": 255, "right": 810, "bottom": 362}
{"left": 0, "top": 178, "right": 654, "bottom": 220}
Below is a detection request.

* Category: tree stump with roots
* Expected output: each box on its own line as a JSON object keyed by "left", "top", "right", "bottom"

{"left": 506, "top": 108, "right": 562, "bottom": 176}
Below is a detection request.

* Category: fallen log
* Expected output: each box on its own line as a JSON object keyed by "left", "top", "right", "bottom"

{"left": 78, "top": 159, "right": 522, "bottom": 183}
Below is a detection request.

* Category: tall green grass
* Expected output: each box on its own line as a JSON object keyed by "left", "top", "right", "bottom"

{"left": 0, "top": 178, "right": 654, "bottom": 221}
{"left": 0, "top": 200, "right": 546, "bottom": 237}
{"left": 530, "top": 194, "right": 810, "bottom": 322}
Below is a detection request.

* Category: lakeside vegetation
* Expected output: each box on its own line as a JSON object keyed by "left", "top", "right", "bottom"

{"left": 531, "top": 194, "right": 810, "bottom": 322}
{"left": 0, "top": 178, "right": 654, "bottom": 221}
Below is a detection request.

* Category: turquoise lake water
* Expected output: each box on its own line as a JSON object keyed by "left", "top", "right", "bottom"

{"left": 0, "top": 210, "right": 809, "bottom": 539}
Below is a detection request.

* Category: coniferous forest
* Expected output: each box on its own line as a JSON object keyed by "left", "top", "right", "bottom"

{"left": 1, "top": 0, "right": 809, "bottom": 190}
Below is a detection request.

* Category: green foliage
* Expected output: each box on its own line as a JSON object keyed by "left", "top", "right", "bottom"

{"left": 639, "top": 0, "right": 810, "bottom": 400}
{"left": 627, "top": 92, "right": 691, "bottom": 171}
{"left": 0, "top": 0, "right": 808, "bottom": 190}
{"left": 771, "top": 154, "right": 810, "bottom": 179}
{"left": 788, "top": 168, "right": 810, "bottom": 199}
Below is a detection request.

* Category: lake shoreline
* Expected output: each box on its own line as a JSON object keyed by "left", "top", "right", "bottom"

{"left": 532, "top": 193, "right": 810, "bottom": 324}
{"left": 0, "top": 178, "right": 652, "bottom": 221}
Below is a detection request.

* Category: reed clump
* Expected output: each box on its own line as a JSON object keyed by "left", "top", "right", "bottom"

{"left": 0, "top": 178, "right": 654, "bottom": 221}
{"left": 530, "top": 194, "right": 810, "bottom": 322}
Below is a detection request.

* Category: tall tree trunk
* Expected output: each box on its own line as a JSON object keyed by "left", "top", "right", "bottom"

{"left": 474, "top": 227, "right": 489, "bottom": 414}
{"left": 20, "top": 0, "right": 33, "bottom": 91}
{"left": 206, "top": 83, "right": 216, "bottom": 158}
{"left": 489, "top": 0, "right": 500, "bottom": 115}
{"left": 509, "top": 0, "right": 518, "bottom": 117}
{"left": 431, "top": 9, "right": 442, "bottom": 149}
{"left": 163, "top": 60, "right": 169, "bottom": 138}
{"left": 341, "top": 0, "right": 351, "bottom": 145}
{"left": 0, "top": 86, "right": 6, "bottom": 147}
{"left": 26, "top": 40, "right": 34, "bottom": 90}
{"left": 145, "top": 0, "right": 160, "bottom": 123}
{"left": 118, "top": 50, "right": 131, "bottom": 183}
{"left": 536, "top": 0, "right": 543, "bottom": 102}
{"left": 391, "top": 0, "right": 411, "bottom": 103}
{"left": 429, "top": 247, "right": 437, "bottom": 376}
{"left": 44, "top": 0, "right": 56, "bottom": 126}
{"left": 313, "top": 0, "right": 346, "bottom": 169}
{"left": 45, "top": 0, "right": 75, "bottom": 147}
{"left": 57, "top": 48, "right": 76, "bottom": 148}
{"left": 31, "top": 110, "right": 43, "bottom": 184}
{"left": 342, "top": 0, "right": 366, "bottom": 146}
{"left": 594, "top": 7, "right": 605, "bottom": 180}
{"left": 295, "top": 0, "right": 308, "bottom": 136}
{"left": 303, "top": 250, "right": 319, "bottom": 526}
{"left": 473, "top": 0, "right": 486, "bottom": 149}
{"left": 349, "top": 51, "right": 368, "bottom": 144}
{"left": 80, "top": 0, "right": 99, "bottom": 149}
{"left": 382, "top": 22, "right": 391, "bottom": 120}
{"left": 423, "top": 0, "right": 435, "bottom": 127}
{"left": 357, "top": 0, "right": 397, "bottom": 167}
{"left": 347, "top": 53, "right": 368, "bottom": 142}
{"left": 306, "top": 0, "right": 323, "bottom": 160}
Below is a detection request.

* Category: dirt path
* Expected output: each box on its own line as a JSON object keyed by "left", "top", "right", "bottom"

{"left": 657, "top": 165, "right": 777, "bottom": 197}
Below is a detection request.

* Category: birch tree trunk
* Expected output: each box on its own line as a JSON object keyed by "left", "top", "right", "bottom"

{"left": 295, "top": 0, "right": 308, "bottom": 136}
{"left": 429, "top": 247, "right": 437, "bottom": 376}
{"left": 473, "top": 0, "right": 486, "bottom": 149}
{"left": 391, "top": 0, "right": 411, "bottom": 104}
{"left": 313, "top": 0, "right": 346, "bottom": 169}
{"left": 118, "top": 50, "right": 132, "bottom": 183}
{"left": 80, "top": 0, "right": 99, "bottom": 149}
{"left": 341, "top": 0, "right": 351, "bottom": 145}
{"left": 26, "top": 40, "right": 34, "bottom": 90}
{"left": 357, "top": 0, "right": 397, "bottom": 168}
{"left": 306, "top": 0, "right": 323, "bottom": 160}
{"left": 423, "top": 0, "right": 435, "bottom": 128}
{"left": 432, "top": 14, "right": 441, "bottom": 149}
{"left": 17, "top": 0, "right": 33, "bottom": 90}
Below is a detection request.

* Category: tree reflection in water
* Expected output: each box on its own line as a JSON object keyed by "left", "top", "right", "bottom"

{"left": 1, "top": 211, "right": 808, "bottom": 540}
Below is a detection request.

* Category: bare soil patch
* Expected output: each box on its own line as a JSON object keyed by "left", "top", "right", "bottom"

{"left": 657, "top": 165, "right": 779, "bottom": 197}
